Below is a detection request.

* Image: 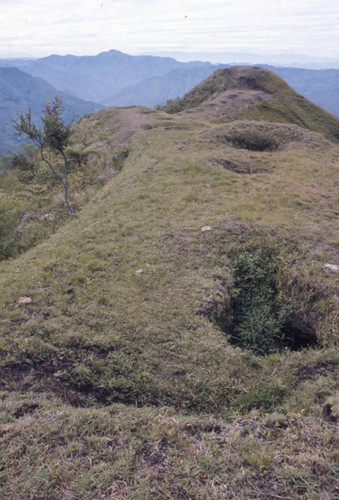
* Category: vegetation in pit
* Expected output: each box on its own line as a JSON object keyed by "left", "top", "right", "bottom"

{"left": 225, "top": 128, "right": 280, "bottom": 152}
{"left": 210, "top": 120, "right": 326, "bottom": 152}
{"left": 215, "top": 248, "right": 318, "bottom": 355}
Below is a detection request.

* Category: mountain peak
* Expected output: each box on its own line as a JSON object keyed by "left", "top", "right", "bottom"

{"left": 199, "top": 65, "right": 287, "bottom": 91}
{"left": 161, "top": 66, "right": 339, "bottom": 143}
{"left": 165, "top": 66, "right": 291, "bottom": 111}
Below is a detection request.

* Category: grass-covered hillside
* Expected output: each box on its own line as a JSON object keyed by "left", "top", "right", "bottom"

{"left": 0, "top": 68, "right": 338, "bottom": 499}
{"left": 161, "top": 66, "right": 339, "bottom": 144}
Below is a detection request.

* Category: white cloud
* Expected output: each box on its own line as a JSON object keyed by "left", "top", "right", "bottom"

{"left": 1, "top": 0, "right": 339, "bottom": 58}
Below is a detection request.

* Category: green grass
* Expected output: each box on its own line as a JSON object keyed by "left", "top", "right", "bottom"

{"left": 237, "top": 93, "right": 339, "bottom": 144}
{"left": 0, "top": 122, "right": 129, "bottom": 261}
{"left": 0, "top": 73, "right": 338, "bottom": 498}
{"left": 1, "top": 395, "right": 338, "bottom": 499}
{"left": 161, "top": 66, "right": 339, "bottom": 144}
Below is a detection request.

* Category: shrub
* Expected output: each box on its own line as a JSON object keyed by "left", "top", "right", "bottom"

{"left": 229, "top": 249, "right": 291, "bottom": 355}
{"left": 112, "top": 147, "right": 129, "bottom": 171}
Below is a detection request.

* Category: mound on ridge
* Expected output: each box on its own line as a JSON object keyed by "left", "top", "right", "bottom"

{"left": 200, "top": 120, "right": 333, "bottom": 152}
{"left": 162, "top": 66, "right": 339, "bottom": 144}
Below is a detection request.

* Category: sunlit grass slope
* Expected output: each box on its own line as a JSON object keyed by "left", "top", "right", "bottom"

{"left": 162, "top": 66, "right": 339, "bottom": 144}
{"left": 0, "top": 69, "right": 338, "bottom": 499}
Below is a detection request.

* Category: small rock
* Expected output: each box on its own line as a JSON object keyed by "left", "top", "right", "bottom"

{"left": 135, "top": 269, "right": 143, "bottom": 276}
{"left": 95, "top": 175, "right": 107, "bottom": 185}
{"left": 15, "top": 296, "right": 33, "bottom": 307}
{"left": 324, "top": 263, "right": 339, "bottom": 272}
{"left": 201, "top": 226, "right": 212, "bottom": 232}
{"left": 41, "top": 213, "right": 55, "bottom": 222}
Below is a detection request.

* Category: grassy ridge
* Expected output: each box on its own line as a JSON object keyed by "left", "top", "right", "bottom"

{"left": 0, "top": 69, "right": 338, "bottom": 498}
{"left": 1, "top": 121, "right": 338, "bottom": 406}
{"left": 161, "top": 66, "right": 339, "bottom": 144}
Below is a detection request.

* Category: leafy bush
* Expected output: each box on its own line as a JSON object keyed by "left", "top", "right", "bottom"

{"left": 112, "top": 147, "right": 129, "bottom": 171}
{"left": 228, "top": 249, "right": 292, "bottom": 355}
{"left": 157, "top": 98, "right": 185, "bottom": 114}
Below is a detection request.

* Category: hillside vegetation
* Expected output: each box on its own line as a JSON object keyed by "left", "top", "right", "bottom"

{"left": 0, "top": 68, "right": 338, "bottom": 499}
{"left": 161, "top": 66, "right": 339, "bottom": 144}
{"left": 267, "top": 65, "right": 339, "bottom": 118}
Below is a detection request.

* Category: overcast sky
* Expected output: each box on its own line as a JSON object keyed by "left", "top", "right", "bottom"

{"left": 1, "top": 0, "right": 339, "bottom": 60}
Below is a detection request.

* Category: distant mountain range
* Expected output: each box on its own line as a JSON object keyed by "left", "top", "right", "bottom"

{"left": 105, "top": 65, "right": 227, "bottom": 107}
{"left": 0, "top": 67, "right": 100, "bottom": 156}
{"left": 150, "top": 51, "right": 339, "bottom": 68}
{"left": 0, "top": 50, "right": 217, "bottom": 104}
{"left": 0, "top": 49, "right": 339, "bottom": 154}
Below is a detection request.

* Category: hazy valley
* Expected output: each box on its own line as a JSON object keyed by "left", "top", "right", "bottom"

{"left": 1, "top": 49, "right": 339, "bottom": 156}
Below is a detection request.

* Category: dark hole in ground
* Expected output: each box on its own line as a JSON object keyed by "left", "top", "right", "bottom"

{"left": 281, "top": 312, "right": 318, "bottom": 350}
{"left": 211, "top": 249, "right": 318, "bottom": 355}
{"left": 296, "top": 361, "right": 338, "bottom": 385}
{"left": 13, "top": 403, "right": 39, "bottom": 418}
{"left": 212, "top": 157, "right": 271, "bottom": 174}
{"left": 224, "top": 130, "right": 280, "bottom": 151}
